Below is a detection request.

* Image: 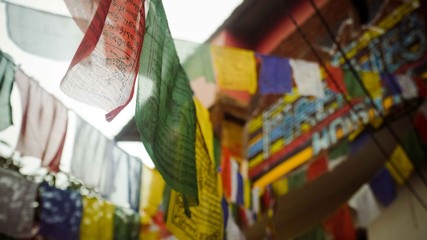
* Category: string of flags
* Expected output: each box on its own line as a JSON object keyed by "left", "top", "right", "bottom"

{"left": 1, "top": 0, "right": 427, "bottom": 239}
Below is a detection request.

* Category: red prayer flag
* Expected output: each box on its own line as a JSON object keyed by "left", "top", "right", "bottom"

{"left": 61, "top": 0, "right": 145, "bottom": 121}
{"left": 323, "top": 205, "right": 356, "bottom": 240}
{"left": 324, "top": 66, "right": 347, "bottom": 94}
{"left": 307, "top": 155, "right": 328, "bottom": 181}
{"left": 221, "top": 147, "right": 232, "bottom": 200}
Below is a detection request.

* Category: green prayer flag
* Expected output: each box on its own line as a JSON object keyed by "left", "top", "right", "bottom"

{"left": 343, "top": 69, "right": 366, "bottom": 98}
{"left": 295, "top": 224, "right": 326, "bottom": 240}
{"left": 113, "top": 207, "right": 140, "bottom": 240}
{"left": 288, "top": 169, "right": 307, "bottom": 190}
{"left": 329, "top": 139, "right": 349, "bottom": 160}
{"left": 403, "top": 129, "right": 426, "bottom": 166}
{"left": 0, "top": 52, "right": 15, "bottom": 131}
{"left": 135, "top": 0, "right": 198, "bottom": 201}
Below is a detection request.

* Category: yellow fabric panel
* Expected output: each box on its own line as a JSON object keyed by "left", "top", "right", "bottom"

{"left": 140, "top": 166, "right": 165, "bottom": 224}
{"left": 361, "top": 71, "right": 382, "bottom": 99}
{"left": 211, "top": 46, "right": 257, "bottom": 94}
{"left": 272, "top": 177, "right": 289, "bottom": 196}
{"left": 80, "top": 197, "right": 114, "bottom": 240}
{"left": 386, "top": 145, "right": 414, "bottom": 185}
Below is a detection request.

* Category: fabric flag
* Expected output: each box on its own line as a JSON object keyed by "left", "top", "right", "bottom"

{"left": 328, "top": 140, "right": 349, "bottom": 170}
{"left": 139, "top": 166, "right": 165, "bottom": 224}
{"left": 288, "top": 167, "right": 307, "bottom": 190}
{"left": 343, "top": 69, "right": 366, "bottom": 98}
{"left": 0, "top": 168, "right": 38, "bottom": 238}
{"left": 369, "top": 167, "right": 396, "bottom": 206}
{"left": 190, "top": 76, "right": 217, "bottom": 109}
{"left": 6, "top": 3, "right": 82, "bottom": 61}
{"left": 385, "top": 145, "right": 414, "bottom": 185}
{"left": 230, "top": 158, "right": 244, "bottom": 205}
{"left": 322, "top": 205, "right": 356, "bottom": 240}
{"left": 15, "top": 69, "right": 68, "bottom": 172}
{"left": 113, "top": 207, "right": 140, "bottom": 240}
{"left": 402, "top": 129, "right": 426, "bottom": 166}
{"left": 221, "top": 147, "right": 233, "bottom": 200}
{"left": 226, "top": 205, "right": 245, "bottom": 240}
{"left": 135, "top": 0, "right": 198, "bottom": 201}
{"left": 166, "top": 98, "right": 223, "bottom": 240}
{"left": 380, "top": 73, "right": 401, "bottom": 95}
{"left": 256, "top": 54, "right": 292, "bottom": 95}
{"left": 61, "top": 0, "right": 145, "bottom": 121}
{"left": 307, "top": 155, "right": 328, "bottom": 181}
{"left": 348, "top": 184, "right": 381, "bottom": 228}
{"left": 349, "top": 130, "right": 371, "bottom": 155}
{"left": 252, "top": 187, "right": 261, "bottom": 214}
{"left": 396, "top": 75, "right": 418, "bottom": 99}
{"left": 289, "top": 59, "right": 325, "bottom": 98}
{"left": 79, "top": 196, "right": 114, "bottom": 240}
{"left": 39, "top": 182, "right": 83, "bottom": 240}
{"left": 211, "top": 46, "right": 257, "bottom": 94}
{"left": 179, "top": 41, "right": 215, "bottom": 83}
{"left": 244, "top": 179, "right": 251, "bottom": 209}
{"left": 100, "top": 144, "right": 142, "bottom": 211}
{"left": 70, "top": 116, "right": 109, "bottom": 188}
{"left": 271, "top": 176, "right": 289, "bottom": 196}
{"left": 64, "top": 0, "right": 100, "bottom": 32}
{"left": 323, "top": 65, "right": 347, "bottom": 94}
{"left": 414, "top": 111, "right": 427, "bottom": 145}
{"left": 295, "top": 225, "right": 326, "bottom": 240}
{"left": 222, "top": 197, "right": 229, "bottom": 231}
{"left": 0, "top": 52, "right": 15, "bottom": 131}
{"left": 360, "top": 71, "right": 382, "bottom": 99}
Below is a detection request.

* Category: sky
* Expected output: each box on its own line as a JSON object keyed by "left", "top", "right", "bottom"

{"left": 0, "top": 0, "right": 242, "bottom": 170}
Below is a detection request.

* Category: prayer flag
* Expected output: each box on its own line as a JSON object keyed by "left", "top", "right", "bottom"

{"left": 221, "top": 147, "right": 233, "bottom": 200}
{"left": 6, "top": 3, "right": 82, "bottom": 61}
{"left": 348, "top": 184, "right": 381, "bottom": 228}
{"left": 166, "top": 98, "right": 223, "bottom": 240}
{"left": 369, "top": 167, "right": 396, "bottom": 206}
{"left": 360, "top": 71, "right": 382, "bottom": 99}
{"left": 135, "top": 0, "right": 198, "bottom": 200}
{"left": 323, "top": 205, "right": 356, "bottom": 240}
{"left": 323, "top": 65, "right": 347, "bottom": 94}
{"left": 381, "top": 73, "right": 401, "bottom": 95}
{"left": 256, "top": 54, "right": 292, "bottom": 95}
{"left": 0, "top": 168, "right": 38, "bottom": 238}
{"left": 402, "top": 129, "right": 426, "bottom": 166}
{"left": 100, "top": 143, "right": 142, "bottom": 211}
{"left": 396, "top": 75, "right": 418, "bottom": 99}
{"left": 386, "top": 145, "right": 414, "bottom": 185}
{"left": 113, "top": 207, "right": 140, "bottom": 240}
{"left": 0, "top": 52, "right": 15, "bottom": 131}
{"left": 295, "top": 225, "right": 326, "bottom": 240}
{"left": 39, "top": 182, "right": 83, "bottom": 240}
{"left": 211, "top": 46, "right": 257, "bottom": 94}
{"left": 271, "top": 176, "right": 289, "bottom": 196}
{"left": 70, "top": 116, "right": 109, "bottom": 188}
{"left": 61, "top": 0, "right": 145, "bottom": 121}
{"left": 80, "top": 197, "right": 114, "bottom": 240}
{"left": 290, "top": 59, "right": 325, "bottom": 98}
{"left": 15, "top": 69, "right": 68, "bottom": 172}
{"left": 139, "top": 166, "right": 165, "bottom": 224}
{"left": 307, "top": 155, "right": 328, "bottom": 181}
{"left": 288, "top": 168, "right": 307, "bottom": 190}
{"left": 343, "top": 69, "right": 366, "bottom": 98}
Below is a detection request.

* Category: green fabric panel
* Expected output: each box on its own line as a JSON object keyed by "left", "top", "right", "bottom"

{"left": 288, "top": 170, "right": 306, "bottom": 190}
{"left": 182, "top": 44, "right": 215, "bottom": 83}
{"left": 343, "top": 69, "right": 366, "bottom": 98}
{"left": 135, "top": 0, "right": 198, "bottom": 202}
{"left": 295, "top": 224, "right": 326, "bottom": 240}
{"left": 329, "top": 139, "right": 349, "bottom": 160}
{"left": 214, "top": 136, "right": 221, "bottom": 170}
{"left": 113, "top": 207, "right": 140, "bottom": 240}
{"left": 0, "top": 52, "right": 15, "bottom": 131}
{"left": 403, "top": 129, "right": 426, "bottom": 166}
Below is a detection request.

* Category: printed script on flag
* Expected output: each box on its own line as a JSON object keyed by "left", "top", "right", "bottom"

{"left": 61, "top": 0, "right": 145, "bottom": 121}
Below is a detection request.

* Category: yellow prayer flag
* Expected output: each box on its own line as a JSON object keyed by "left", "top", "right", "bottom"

{"left": 211, "top": 46, "right": 257, "bottom": 94}
{"left": 80, "top": 197, "right": 114, "bottom": 240}
{"left": 140, "top": 166, "right": 165, "bottom": 224}
{"left": 244, "top": 179, "right": 251, "bottom": 209}
{"left": 386, "top": 145, "right": 414, "bottom": 185}
{"left": 272, "top": 177, "right": 289, "bottom": 196}
{"left": 361, "top": 71, "right": 382, "bottom": 99}
{"left": 166, "top": 98, "right": 223, "bottom": 239}
{"left": 194, "top": 97, "right": 214, "bottom": 163}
